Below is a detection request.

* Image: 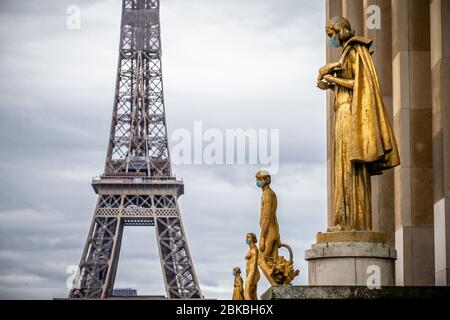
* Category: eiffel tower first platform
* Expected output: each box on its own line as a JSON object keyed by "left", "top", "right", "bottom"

{"left": 69, "top": 0, "right": 202, "bottom": 299}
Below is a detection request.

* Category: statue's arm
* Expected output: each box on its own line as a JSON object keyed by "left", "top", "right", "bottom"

{"left": 317, "top": 61, "right": 342, "bottom": 91}
{"left": 324, "top": 76, "right": 354, "bottom": 89}
{"left": 317, "top": 62, "right": 342, "bottom": 80}
{"left": 323, "top": 49, "right": 357, "bottom": 89}
{"left": 234, "top": 277, "right": 243, "bottom": 288}
{"left": 251, "top": 250, "right": 259, "bottom": 273}
{"left": 237, "top": 277, "right": 244, "bottom": 288}
{"left": 260, "top": 193, "right": 272, "bottom": 240}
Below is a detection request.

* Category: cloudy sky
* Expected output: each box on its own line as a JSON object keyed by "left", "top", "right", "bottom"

{"left": 0, "top": 0, "right": 327, "bottom": 299}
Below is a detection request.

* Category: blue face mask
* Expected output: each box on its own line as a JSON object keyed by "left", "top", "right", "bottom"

{"left": 246, "top": 239, "right": 251, "bottom": 245}
{"left": 328, "top": 37, "right": 341, "bottom": 48}
{"left": 233, "top": 272, "right": 236, "bottom": 276}
{"left": 256, "top": 180, "right": 263, "bottom": 188}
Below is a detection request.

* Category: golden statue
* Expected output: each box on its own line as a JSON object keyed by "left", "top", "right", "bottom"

{"left": 231, "top": 172, "right": 298, "bottom": 299}
{"left": 317, "top": 16, "right": 400, "bottom": 232}
{"left": 244, "top": 233, "right": 260, "bottom": 300}
{"left": 231, "top": 267, "right": 244, "bottom": 300}
{"left": 256, "top": 170, "right": 280, "bottom": 260}
{"left": 255, "top": 171, "right": 299, "bottom": 285}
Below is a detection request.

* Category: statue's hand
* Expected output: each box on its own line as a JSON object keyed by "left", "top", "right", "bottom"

{"left": 317, "top": 80, "right": 331, "bottom": 90}
{"left": 317, "top": 66, "right": 328, "bottom": 80}
{"left": 323, "top": 75, "right": 336, "bottom": 84}
{"left": 317, "top": 62, "right": 342, "bottom": 80}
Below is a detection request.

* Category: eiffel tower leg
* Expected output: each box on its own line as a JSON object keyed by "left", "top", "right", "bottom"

{"left": 156, "top": 216, "right": 202, "bottom": 299}
{"left": 69, "top": 213, "right": 122, "bottom": 298}
{"left": 69, "top": 207, "right": 97, "bottom": 298}
{"left": 101, "top": 219, "right": 124, "bottom": 298}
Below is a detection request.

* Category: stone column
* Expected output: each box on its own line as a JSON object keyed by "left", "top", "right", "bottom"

{"left": 392, "top": 0, "right": 435, "bottom": 285}
{"left": 363, "top": 0, "right": 395, "bottom": 248}
{"left": 431, "top": 0, "right": 450, "bottom": 286}
{"left": 342, "top": 0, "right": 365, "bottom": 35}
{"left": 325, "top": 0, "right": 342, "bottom": 228}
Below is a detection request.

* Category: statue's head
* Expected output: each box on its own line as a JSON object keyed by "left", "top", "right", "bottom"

{"left": 326, "top": 16, "right": 354, "bottom": 48}
{"left": 246, "top": 232, "right": 257, "bottom": 245}
{"left": 255, "top": 170, "right": 271, "bottom": 188}
{"left": 232, "top": 267, "right": 241, "bottom": 276}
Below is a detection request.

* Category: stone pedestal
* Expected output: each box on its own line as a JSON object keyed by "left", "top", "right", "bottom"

{"left": 305, "top": 231, "right": 397, "bottom": 286}
{"left": 261, "top": 285, "right": 450, "bottom": 300}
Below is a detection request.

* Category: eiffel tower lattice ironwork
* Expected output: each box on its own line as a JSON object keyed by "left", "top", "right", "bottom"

{"left": 69, "top": 0, "right": 202, "bottom": 299}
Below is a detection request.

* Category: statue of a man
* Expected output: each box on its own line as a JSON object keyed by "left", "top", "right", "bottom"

{"left": 255, "top": 170, "right": 281, "bottom": 259}
{"left": 317, "top": 16, "right": 400, "bottom": 231}
{"left": 244, "top": 233, "right": 260, "bottom": 300}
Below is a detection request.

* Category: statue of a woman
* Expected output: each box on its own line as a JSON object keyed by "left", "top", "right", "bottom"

{"left": 231, "top": 267, "right": 244, "bottom": 300}
{"left": 317, "top": 16, "right": 400, "bottom": 231}
{"left": 244, "top": 233, "right": 260, "bottom": 300}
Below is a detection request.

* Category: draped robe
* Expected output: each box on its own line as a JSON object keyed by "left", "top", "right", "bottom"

{"left": 332, "top": 36, "right": 400, "bottom": 231}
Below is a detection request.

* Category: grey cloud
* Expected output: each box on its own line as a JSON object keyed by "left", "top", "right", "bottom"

{"left": 0, "top": 0, "right": 327, "bottom": 299}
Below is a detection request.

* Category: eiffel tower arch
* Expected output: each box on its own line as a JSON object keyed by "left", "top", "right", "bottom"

{"left": 69, "top": 0, "right": 203, "bottom": 299}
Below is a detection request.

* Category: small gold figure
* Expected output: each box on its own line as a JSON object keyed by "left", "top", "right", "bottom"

{"left": 255, "top": 171, "right": 299, "bottom": 285}
{"left": 244, "top": 233, "right": 260, "bottom": 300}
{"left": 231, "top": 267, "right": 244, "bottom": 300}
{"left": 317, "top": 17, "right": 400, "bottom": 231}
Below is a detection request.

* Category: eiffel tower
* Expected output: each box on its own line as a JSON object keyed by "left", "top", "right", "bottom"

{"left": 69, "top": 0, "right": 202, "bottom": 299}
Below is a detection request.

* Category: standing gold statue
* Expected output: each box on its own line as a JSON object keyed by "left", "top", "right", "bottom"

{"left": 231, "top": 267, "right": 244, "bottom": 300}
{"left": 317, "top": 16, "right": 400, "bottom": 232}
{"left": 244, "top": 233, "right": 260, "bottom": 300}
{"left": 255, "top": 171, "right": 299, "bottom": 285}
{"left": 256, "top": 170, "right": 280, "bottom": 260}
{"left": 231, "top": 172, "right": 298, "bottom": 300}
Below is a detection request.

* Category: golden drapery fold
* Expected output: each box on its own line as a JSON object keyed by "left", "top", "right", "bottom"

{"left": 232, "top": 275, "right": 244, "bottom": 300}
{"left": 342, "top": 36, "right": 400, "bottom": 175}
{"left": 331, "top": 36, "right": 400, "bottom": 231}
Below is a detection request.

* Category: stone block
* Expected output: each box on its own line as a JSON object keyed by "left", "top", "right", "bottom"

{"left": 261, "top": 285, "right": 450, "bottom": 300}
{"left": 305, "top": 241, "right": 396, "bottom": 286}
